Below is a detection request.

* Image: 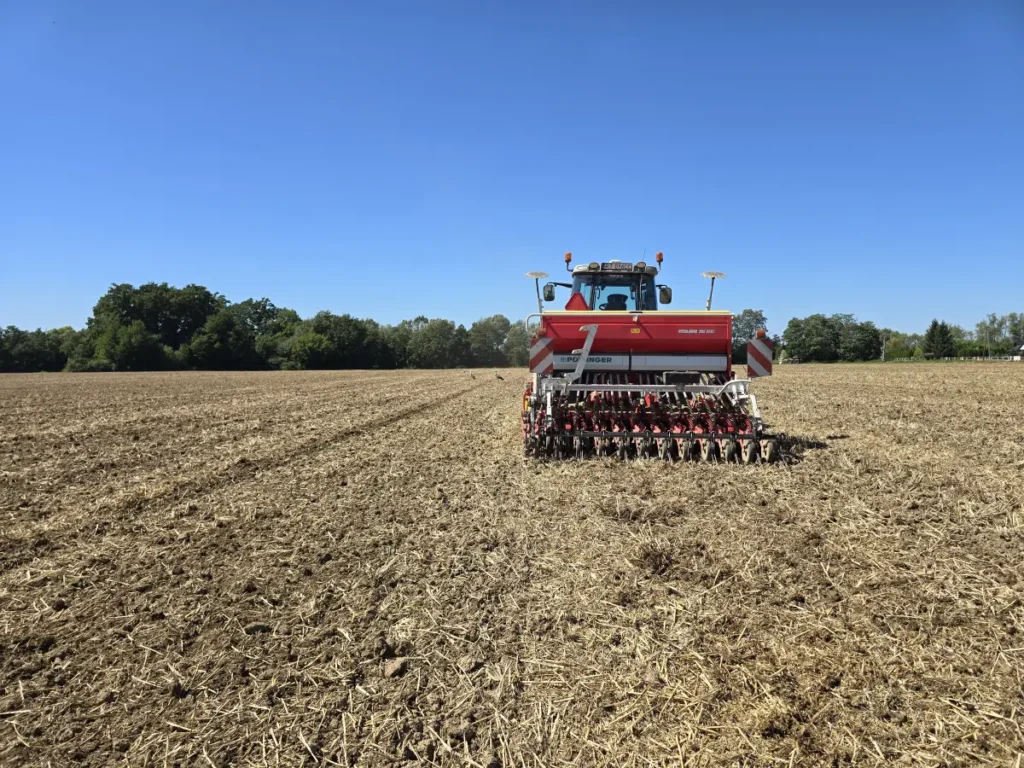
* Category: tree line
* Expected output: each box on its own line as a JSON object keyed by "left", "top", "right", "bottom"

{"left": 780, "top": 312, "right": 1023, "bottom": 362}
{"left": 882, "top": 313, "right": 1024, "bottom": 360}
{"left": 1, "top": 283, "right": 1020, "bottom": 372}
{"left": 0, "top": 283, "right": 532, "bottom": 373}
{"left": 780, "top": 314, "right": 884, "bottom": 362}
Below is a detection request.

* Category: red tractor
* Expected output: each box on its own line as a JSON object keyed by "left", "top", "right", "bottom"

{"left": 522, "top": 252, "right": 778, "bottom": 461}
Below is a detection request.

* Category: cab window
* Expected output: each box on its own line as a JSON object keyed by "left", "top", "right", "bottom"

{"left": 571, "top": 274, "right": 657, "bottom": 310}
{"left": 593, "top": 279, "right": 637, "bottom": 311}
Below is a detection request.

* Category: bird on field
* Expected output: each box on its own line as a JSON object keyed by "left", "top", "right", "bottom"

{"left": 470, "top": 373, "right": 475, "bottom": 379}
{"left": 495, "top": 374, "right": 504, "bottom": 381}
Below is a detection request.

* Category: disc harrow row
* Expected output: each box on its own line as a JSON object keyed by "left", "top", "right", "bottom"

{"left": 522, "top": 380, "right": 780, "bottom": 463}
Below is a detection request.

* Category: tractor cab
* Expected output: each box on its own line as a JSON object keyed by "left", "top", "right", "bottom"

{"left": 542, "top": 254, "right": 672, "bottom": 311}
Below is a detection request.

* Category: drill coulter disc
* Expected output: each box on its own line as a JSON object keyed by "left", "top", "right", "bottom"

{"left": 561, "top": 435, "right": 574, "bottom": 459}
{"left": 638, "top": 436, "right": 656, "bottom": 459}
{"left": 532, "top": 436, "right": 543, "bottom": 458}
{"left": 741, "top": 439, "right": 760, "bottom": 464}
{"left": 761, "top": 439, "right": 780, "bottom": 464}
{"left": 689, "top": 438, "right": 701, "bottom": 461}
{"left": 658, "top": 438, "right": 675, "bottom": 461}
{"left": 723, "top": 439, "right": 740, "bottom": 463}
{"left": 700, "top": 439, "right": 719, "bottom": 463}
{"left": 679, "top": 437, "right": 698, "bottom": 461}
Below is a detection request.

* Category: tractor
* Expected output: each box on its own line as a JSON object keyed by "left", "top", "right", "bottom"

{"left": 522, "top": 252, "right": 778, "bottom": 461}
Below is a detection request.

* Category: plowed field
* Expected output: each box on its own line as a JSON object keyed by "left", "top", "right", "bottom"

{"left": 2, "top": 366, "right": 1022, "bottom": 767}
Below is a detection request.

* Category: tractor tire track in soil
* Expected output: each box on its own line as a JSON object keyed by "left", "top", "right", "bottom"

{"left": 1, "top": 365, "right": 1022, "bottom": 767}
{"left": 0, "top": 378, "right": 494, "bottom": 575}
{"left": 1, "top": 374, "right": 528, "bottom": 767}
{"left": 0, "top": 371, "right": 441, "bottom": 513}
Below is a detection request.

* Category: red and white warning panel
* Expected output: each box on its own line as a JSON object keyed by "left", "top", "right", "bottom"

{"left": 529, "top": 337, "right": 554, "bottom": 374}
{"left": 747, "top": 336, "right": 773, "bottom": 379}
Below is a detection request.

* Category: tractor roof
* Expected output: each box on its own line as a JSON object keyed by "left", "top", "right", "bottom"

{"left": 571, "top": 260, "right": 658, "bottom": 275}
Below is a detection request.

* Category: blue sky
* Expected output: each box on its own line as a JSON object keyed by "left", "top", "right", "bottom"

{"left": 2, "top": 1, "right": 1022, "bottom": 335}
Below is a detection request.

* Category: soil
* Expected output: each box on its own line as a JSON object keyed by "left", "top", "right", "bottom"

{"left": 1, "top": 365, "right": 1022, "bottom": 766}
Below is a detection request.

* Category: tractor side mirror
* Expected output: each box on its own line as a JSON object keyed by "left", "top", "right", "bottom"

{"left": 542, "top": 283, "right": 556, "bottom": 302}
{"left": 658, "top": 285, "right": 672, "bottom": 305}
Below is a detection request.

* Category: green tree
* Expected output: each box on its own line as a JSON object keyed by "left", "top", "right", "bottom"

{"left": 937, "top": 322, "right": 956, "bottom": 358}
{"left": 731, "top": 309, "right": 767, "bottom": 363}
{"left": 953, "top": 338, "right": 986, "bottom": 358}
{"left": 503, "top": 321, "right": 531, "bottom": 367}
{"left": 923, "top": 320, "right": 955, "bottom": 359}
{"left": 254, "top": 307, "right": 302, "bottom": 368}
{"left": 922, "top": 320, "right": 940, "bottom": 358}
{"left": 454, "top": 324, "right": 471, "bottom": 366}
{"left": 947, "top": 325, "right": 970, "bottom": 342}
{"left": 468, "top": 314, "right": 512, "bottom": 366}
{"left": 841, "top": 320, "right": 883, "bottom": 361}
{"left": 783, "top": 314, "right": 883, "bottom": 362}
{"left": 885, "top": 331, "right": 922, "bottom": 360}
{"left": 0, "top": 328, "right": 12, "bottom": 371}
{"left": 289, "top": 332, "right": 334, "bottom": 369}
{"left": 975, "top": 313, "right": 1009, "bottom": 356}
{"left": 781, "top": 318, "right": 805, "bottom": 361}
{"left": 0, "top": 326, "right": 68, "bottom": 372}
{"left": 832, "top": 315, "right": 859, "bottom": 362}
{"left": 1005, "top": 312, "right": 1024, "bottom": 350}
{"left": 182, "top": 308, "right": 261, "bottom": 370}
{"left": 89, "top": 282, "right": 224, "bottom": 350}
{"left": 361, "top": 319, "right": 398, "bottom": 369}
{"left": 783, "top": 314, "right": 840, "bottom": 362}
{"left": 232, "top": 298, "right": 280, "bottom": 337}
{"left": 97, "top": 320, "right": 167, "bottom": 371}
{"left": 380, "top": 321, "right": 415, "bottom": 369}
{"left": 407, "top": 319, "right": 471, "bottom": 368}
{"left": 307, "top": 312, "right": 372, "bottom": 368}
{"left": 165, "top": 284, "right": 227, "bottom": 347}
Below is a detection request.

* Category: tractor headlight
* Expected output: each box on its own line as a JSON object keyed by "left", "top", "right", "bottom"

{"left": 635, "top": 262, "right": 646, "bottom": 271}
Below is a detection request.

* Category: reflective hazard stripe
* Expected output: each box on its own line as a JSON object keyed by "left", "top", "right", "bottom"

{"left": 529, "top": 338, "right": 554, "bottom": 374}
{"left": 529, "top": 338, "right": 549, "bottom": 360}
{"left": 747, "top": 338, "right": 773, "bottom": 378}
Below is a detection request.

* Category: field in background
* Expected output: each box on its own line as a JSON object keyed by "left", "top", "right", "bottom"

{"left": 1, "top": 366, "right": 1022, "bottom": 767}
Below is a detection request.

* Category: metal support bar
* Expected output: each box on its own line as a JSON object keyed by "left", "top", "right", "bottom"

{"left": 745, "top": 391, "right": 762, "bottom": 421}
{"left": 565, "top": 325, "right": 598, "bottom": 384}
{"left": 538, "top": 380, "right": 754, "bottom": 397}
